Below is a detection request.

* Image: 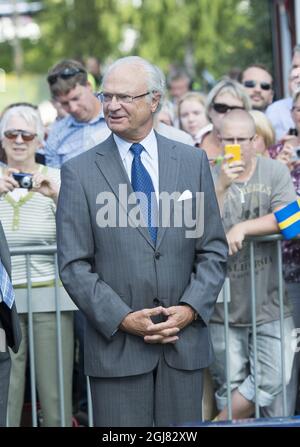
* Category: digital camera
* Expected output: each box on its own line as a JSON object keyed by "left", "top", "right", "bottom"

{"left": 12, "top": 172, "right": 33, "bottom": 189}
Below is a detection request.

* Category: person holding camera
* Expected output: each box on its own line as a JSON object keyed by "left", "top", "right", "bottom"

{"left": 200, "top": 78, "right": 251, "bottom": 165}
{"left": 269, "top": 89, "right": 300, "bottom": 167}
{"left": 268, "top": 89, "right": 300, "bottom": 415}
{"left": 0, "top": 104, "right": 74, "bottom": 426}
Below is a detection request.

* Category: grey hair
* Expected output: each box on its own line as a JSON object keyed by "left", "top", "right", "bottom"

{"left": 205, "top": 77, "right": 252, "bottom": 121}
{"left": 0, "top": 105, "right": 45, "bottom": 142}
{"left": 159, "top": 99, "right": 176, "bottom": 124}
{"left": 101, "top": 56, "right": 165, "bottom": 113}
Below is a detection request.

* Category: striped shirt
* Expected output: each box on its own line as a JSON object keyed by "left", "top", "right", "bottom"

{"left": 0, "top": 165, "right": 60, "bottom": 286}
{"left": 44, "top": 109, "right": 111, "bottom": 168}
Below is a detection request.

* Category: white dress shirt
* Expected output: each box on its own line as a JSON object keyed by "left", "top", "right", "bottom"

{"left": 113, "top": 129, "right": 159, "bottom": 205}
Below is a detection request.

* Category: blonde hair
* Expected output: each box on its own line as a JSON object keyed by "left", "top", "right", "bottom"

{"left": 206, "top": 78, "right": 252, "bottom": 121}
{"left": 178, "top": 92, "right": 207, "bottom": 129}
{"left": 178, "top": 91, "right": 206, "bottom": 110}
{"left": 249, "top": 110, "right": 275, "bottom": 148}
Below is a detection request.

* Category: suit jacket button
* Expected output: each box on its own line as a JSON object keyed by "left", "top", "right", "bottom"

{"left": 154, "top": 252, "right": 161, "bottom": 259}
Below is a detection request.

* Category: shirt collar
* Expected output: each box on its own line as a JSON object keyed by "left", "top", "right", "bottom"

{"left": 113, "top": 129, "right": 157, "bottom": 162}
{"left": 68, "top": 96, "right": 105, "bottom": 127}
{"left": 68, "top": 111, "right": 106, "bottom": 128}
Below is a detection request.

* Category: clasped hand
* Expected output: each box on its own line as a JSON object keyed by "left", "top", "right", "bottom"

{"left": 120, "top": 305, "right": 195, "bottom": 344}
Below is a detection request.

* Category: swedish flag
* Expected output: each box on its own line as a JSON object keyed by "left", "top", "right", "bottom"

{"left": 274, "top": 198, "right": 300, "bottom": 239}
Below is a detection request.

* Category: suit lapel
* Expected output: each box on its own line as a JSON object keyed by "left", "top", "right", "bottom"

{"left": 155, "top": 133, "right": 179, "bottom": 250}
{"left": 94, "top": 135, "right": 154, "bottom": 247}
{"left": 94, "top": 133, "right": 180, "bottom": 249}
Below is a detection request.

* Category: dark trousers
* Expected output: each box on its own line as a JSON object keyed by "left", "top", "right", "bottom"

{"left": 90, "top": 355, "right": 203, "bottom": 427}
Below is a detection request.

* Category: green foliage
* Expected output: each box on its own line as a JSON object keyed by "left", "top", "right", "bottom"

{"left": 1, "top": 74, "right": 48, "bottom": 108}
{"left": 0, "top": 0, "right": 273, "bottom": 91}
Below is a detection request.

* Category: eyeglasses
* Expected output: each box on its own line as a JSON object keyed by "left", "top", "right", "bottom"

{"left": 212, "top": 102, "right": 244, "bottom": 114}
{"left": 99, "top": 91, "right": 151, "bottom": 104}
{"left": 47, "top": 67, "right": 86, "bottom": 85}
{"left": 4, "top": 129, "right": 37, "bottom": 142}
{"left": 243, "top": 80, "right": 272, "bottom": 91}
{"left": 221, "top": 136, "right": 255, "bottom": 145}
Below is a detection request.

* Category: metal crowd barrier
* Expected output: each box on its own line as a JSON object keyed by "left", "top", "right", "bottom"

{"left": 10, "top": 236, "right": 297, "bottom": 426}
{"left": 219, "top": 234, "right": 299, "bottom": 420}
{"left": 10, "top": 245, "right": 93, "bottom": 427}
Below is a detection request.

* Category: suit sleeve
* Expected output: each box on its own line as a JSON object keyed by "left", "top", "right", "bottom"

{"left": 56, "top": 162, "right": 132, "bottom": 340}
{"left": 0, "top": 222, "right": 21, "bottom": 352}
{"left": 180, "top": 151, "right": 228, "bottom": 325}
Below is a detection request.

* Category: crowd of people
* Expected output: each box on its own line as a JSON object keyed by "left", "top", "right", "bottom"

{"left": 0, "top": 46, "right": 299, "bottom": 427}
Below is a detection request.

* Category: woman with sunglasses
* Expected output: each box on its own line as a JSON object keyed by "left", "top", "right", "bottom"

{"left": 202, "top": 78, "right": 251, "bottom": 165}
{"left": 0, "top": 104, "right": 74, "bottom": 426}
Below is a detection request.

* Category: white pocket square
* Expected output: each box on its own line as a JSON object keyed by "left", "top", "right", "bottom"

{"left": 178, "top": 190, "right": 192, "bottom": 201}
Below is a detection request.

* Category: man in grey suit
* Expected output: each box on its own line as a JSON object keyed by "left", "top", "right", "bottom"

{"left": 0, "top": 222, "right": 21, "bottom": 427}
{"left": 57, "top": 56, "right": 228, "bottom": 427}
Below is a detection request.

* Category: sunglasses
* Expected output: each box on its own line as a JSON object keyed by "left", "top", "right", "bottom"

{"left": 47, "top": 67, "right": 86, "bottom": 85}
{"left": 212, "top": 103, "right": 244, "bottom": 114}
{"left": 4, "top": 129, "right": 37, "bottom": 142}
{"left": 243, "top": 80, "right": 272, "bottom": 91}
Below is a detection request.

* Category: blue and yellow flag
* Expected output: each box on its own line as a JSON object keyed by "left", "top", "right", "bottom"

{"left": 274, "top": 198, "right": 300, "bottom": 239}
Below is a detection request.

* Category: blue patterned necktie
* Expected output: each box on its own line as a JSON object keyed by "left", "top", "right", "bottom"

{"left": 0, "top": 259, "right": 15, "bottom": 309}
{"left": 130, "top": 143, "right": 158, "bottom": 243}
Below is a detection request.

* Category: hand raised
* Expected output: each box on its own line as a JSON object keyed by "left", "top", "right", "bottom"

{"left": 0, "top": 168, "right": 19, "bottom": 194}
{"left": 32, "top": 173, "right": 60, "bottom": 201}
{"left": 217, "top": 156, "right": 245, "bottom": 190}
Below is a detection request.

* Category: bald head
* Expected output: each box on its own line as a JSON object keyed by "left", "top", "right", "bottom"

{"left": 220, "top": 109, "right": 256, "bottom": 136}
{"left": 219, "top": 109, "right": 257, "bottom": 167}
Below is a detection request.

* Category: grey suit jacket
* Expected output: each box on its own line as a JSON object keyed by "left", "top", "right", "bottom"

{"left": 57, "top": 133, "right": 228, "bottom": 378}
{"left": 0, "top": 222, "right": 21, "bottom": 353}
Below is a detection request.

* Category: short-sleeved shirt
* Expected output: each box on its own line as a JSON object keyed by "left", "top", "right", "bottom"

{"left": 211, "top": 156, "right": 296, "bottom": 326}
{"left": 0, "top": 165, "right": 60, "bottom": 286}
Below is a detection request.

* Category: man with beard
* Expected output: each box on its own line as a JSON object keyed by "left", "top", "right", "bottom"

{"left": 241, "top": 64, "right": 274, "bottom": 112}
